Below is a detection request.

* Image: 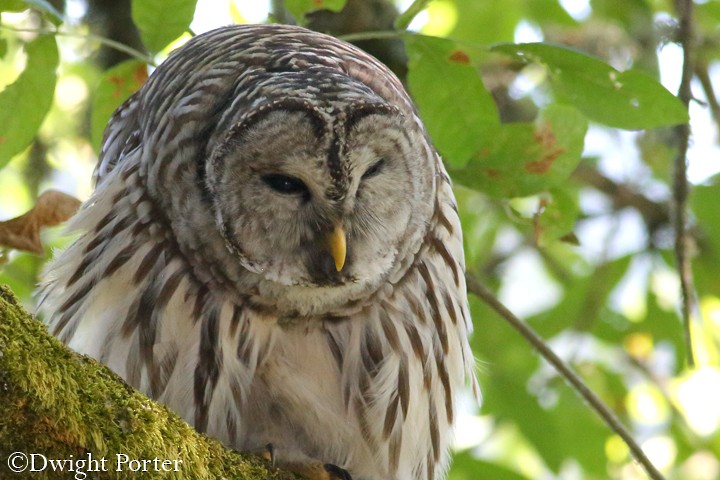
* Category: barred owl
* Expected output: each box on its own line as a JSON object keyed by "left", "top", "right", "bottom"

{"left": 38, "top": 24, "right": 478, "bottom": 480}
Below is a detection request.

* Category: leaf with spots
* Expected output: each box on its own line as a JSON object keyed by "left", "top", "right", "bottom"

{"left": 405, "top": 35, "right": 499, "bottom": 168}
{"left": 0, "top": 35, "right": 58, "bottom": 170}
{"left": 91, "top": 60, "right": 148, "bottom": 152}
{"left": 491, "top": 42, "right": 688, "bottom": 130}
{"left": 449, "top": 104, "right": 587, "bottom": 198}
{"left": 0, "top": 190, "right": 81, "bottom": 255}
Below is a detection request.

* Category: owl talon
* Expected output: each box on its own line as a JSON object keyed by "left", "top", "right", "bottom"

{"left": 277, "top": 460, "right": 352, "bottom": 480}
{"left": 323, "top": 464, "right": 352, "bottom": 480}
{"left": 262, "top": 443, "right": 274, "bottom": 465}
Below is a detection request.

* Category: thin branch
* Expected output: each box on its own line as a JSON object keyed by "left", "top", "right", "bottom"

{"left": 572, "top": 162, "right": 671, "bottom": 234}
{"left": 394, "top": 0, "right": 432, "bottom": 31}
{"left": 672, "top": 0, "right": 697, "bottom": 368}
{"left": 465, "top": 275, "right": 666, "bottom": 480}
{"left": 694, "top": 62, "right": 720, "bottom": 133}
{"left": 270, "top": 0, "right": 295, "bottom": 25}
{"left": 338, "top": 30, "right": 405, "bottom": 43}
{"left": 0, "top": 24, "right": 155, "bottom": 65}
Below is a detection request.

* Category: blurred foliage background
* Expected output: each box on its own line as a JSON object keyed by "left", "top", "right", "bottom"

{"left": 1, "top": 0, "right": 719, "bottom": 479}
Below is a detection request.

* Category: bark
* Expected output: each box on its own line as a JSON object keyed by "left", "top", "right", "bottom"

{"left": 0, "top": 285, "right": 297, "bottom": 480}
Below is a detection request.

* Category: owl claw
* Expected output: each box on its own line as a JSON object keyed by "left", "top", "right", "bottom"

{"left": 255, "top": 446, "right": 350, "bottom": 480}
{"left": 262, "top": 443, "right": 274, "bottom": 465}
{"left": 323, "top": 463, "right": 352, "bottom": 480}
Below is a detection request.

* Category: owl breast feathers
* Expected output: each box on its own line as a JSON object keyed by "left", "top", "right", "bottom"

{"left": 38, "top": 24, "right": 479, "bottom": 480}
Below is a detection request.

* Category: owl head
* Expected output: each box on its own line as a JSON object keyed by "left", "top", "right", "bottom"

{"left": 109, "top": 25, "right": 440, "bottom": 314}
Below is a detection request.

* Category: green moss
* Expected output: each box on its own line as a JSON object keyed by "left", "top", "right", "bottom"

{"left": 0, "top": 285, "right": 298, "bottom": 479}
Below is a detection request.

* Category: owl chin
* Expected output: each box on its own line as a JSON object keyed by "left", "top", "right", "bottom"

{"left": 253, "top": 276, "right": 380, "bottom": 317}
{"left": 247, "top": 257, "right": 394, "bottom": 316}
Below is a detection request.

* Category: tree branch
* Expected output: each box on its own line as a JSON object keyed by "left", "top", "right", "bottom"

{"left": 672, "top": 0, "right": 697, "bottom": 368}
{"left": 572, "top": 162, "right": 671, "bottom": 234}
{"left": 694, "top": 62, "right": 720, "bottom": 131}
{"left": 466, "top": 275, "right": 666, "bottom": 480}
{"left": 0, "top": 286, "right": 297, "bottom": 480}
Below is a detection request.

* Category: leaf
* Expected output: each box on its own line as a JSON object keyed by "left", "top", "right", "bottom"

{"left": 690, "top": 180, "right": 720, "bottom": 299}
{"left": 91, "top": 60, "right": 148, "bottom": 152}
{"left": 446, "top": 0, "right": 521, "bottom": 45}
{"left": 285, "top": 0, "right": 347, "bottom": 24}
{"left": 531, "top": 187, "right": 580, "bottom": 246}
{"left": 0, "top": 190, "right": 81, "bottom": 254}
{"left": 449, "top": 104, "right": 587, "bottom": 197}
{"left": 0, "top": 35, "right": 58, "bottom": 170}
{"left": 692, "top": 181, "right": 720, "bottom": 256}
{"left": 131, "top": 0, "right": 198, "bottom": 53}
{"left": 405, "top": 35, "right": 499, "bottom": 167}
{"left": 0, "top": 0, "right": 27, "bottom": 12}
{"left": 449, "top": 451, "right": 531, "bottom": 480}
{"left": 491, "top": 42, "right": 689, "bottom": 129}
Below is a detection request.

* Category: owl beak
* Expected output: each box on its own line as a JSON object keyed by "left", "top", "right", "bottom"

{"left": 325, "top": 224, "right": 347, "bottom": 272}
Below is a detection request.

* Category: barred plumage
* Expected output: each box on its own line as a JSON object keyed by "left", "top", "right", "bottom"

{"left": 38, "top": 24, "right": 478, "bottom": 480}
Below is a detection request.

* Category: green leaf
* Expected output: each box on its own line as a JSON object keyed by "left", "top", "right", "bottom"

{"left": 0, "top": 35, "right": 58, "bottom": 170}
{"left": 0, "top": 0, "right": 27, "bottom": 12}
{"left": 449, "top": 104, "right": 587, "bottom": 197}
{"left": 691, "top": 180, "right": 720, "bottom": 299}
{"left": 455, "top": 186, "right": 500, "bottom": 269}
{"left": 91, "top": 60, "right": 148, "bottom": 152}
{"left": 525, "top": 0, "right": 577, "bottom": 26}
{"left": 285, "top": 0, "right": 347, "bottom": 24}
{"left": 692, "top": 181, "right": 720, "bottom": 256}
{"left": 532, "top": 187, "right": 580, "bottom": 246}
{"left": 131, "top": 0, "right": 197, "bottom": 53}
{"left": 447, "top": 0, "right": 521, "bottom": 45}
{"left": 449, "top": 451, "right": 531, "bottom": 480}
{"left": 491, "top": 42, "right": 689, "bottom": 129}
{"left": 405, "top": 35, "right": 498, "bottom": 167}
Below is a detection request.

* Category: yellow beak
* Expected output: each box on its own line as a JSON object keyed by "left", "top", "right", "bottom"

{"left": 326, "top": 224, "right": 347, "bottom": 272}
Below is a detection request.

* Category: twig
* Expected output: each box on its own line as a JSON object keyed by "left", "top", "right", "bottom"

{"left": 672, "top": 0, "right": 697, "bottom": 368}
{"left": 0, "top": 24, "right": 155, "bottom": 65}
{"left": 694, "top": 62, "right": 720, "bottom": 133}
{"left": 572, "top": 162, "right": 671, "bottom": 234}
{"left": 465, "top": 275, "right": 666, "bottom": 480}
{"left": 394, "top": 0, "right": 432, "bottom": 31}
{"left": 270, "top": 0, "right": 295, "bottom": 25}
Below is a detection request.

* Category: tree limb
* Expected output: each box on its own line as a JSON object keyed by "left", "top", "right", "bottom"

{"left": 0, "top": 285, "right": 297, "bottom": 480}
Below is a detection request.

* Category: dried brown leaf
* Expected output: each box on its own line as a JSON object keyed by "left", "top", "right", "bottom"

{"left": 0, "top": 190, "right": 81, "bottom": 254}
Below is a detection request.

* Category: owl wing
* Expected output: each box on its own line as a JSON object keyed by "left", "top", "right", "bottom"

{"left": 94, "top": 94, "right": 142, "bottom": 184}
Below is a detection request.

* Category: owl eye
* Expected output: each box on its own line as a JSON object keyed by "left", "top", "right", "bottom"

{"left": 362, "top": 159, "right": 385, "bottom": 180}
{"left": 262, "top": 174, "right": 309, "bottom": 195}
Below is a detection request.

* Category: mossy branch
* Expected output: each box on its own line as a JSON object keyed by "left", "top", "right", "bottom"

{"left": 0, "top": 285, "right": 297, "bottom": 480}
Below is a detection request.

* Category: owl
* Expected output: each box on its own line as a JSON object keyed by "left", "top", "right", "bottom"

{"left": 38, "top": 24, "right": 479, "bottom": 480}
